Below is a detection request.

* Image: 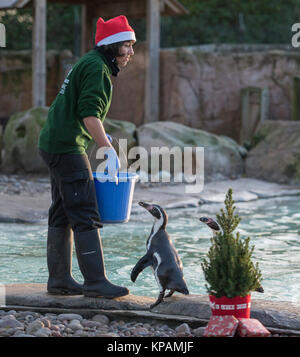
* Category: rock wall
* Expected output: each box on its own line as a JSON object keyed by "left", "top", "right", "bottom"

{"left": 110, "top": 44, "right": 300, "bottom": 142}
{"left": 0, "top": 49, "right": 72, "bottom": 120}
{"left": 245, "top": 120, "right": 300, "bottom": 184}
{"left": 1, "top": 45, "right": 300, "bottom": 143}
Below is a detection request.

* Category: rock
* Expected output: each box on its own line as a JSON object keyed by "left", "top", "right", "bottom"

{"left": 40, "top": 318, "right": 51, "bottom": 329}
{"left": 33, "top": 327, "right": 52, "bottom": 337}
{"left": 130, "top": 327, "right": 149, "bottom": 336}
{"left": 50, "top": 324, "right": 60, "bottom": 331}
{"left": 136, "top": 121, "right": 245, "bottom": 181}
{"left": 175, "top": 323, "right": 191, "bottom": 335}
{"left": 245, "top": 120, "right": 300, "bottom": 185}
{"left": 0, "top": 317, "right": 23, "bottom": 329}
{"left": 25, "top": 314, "right": 35, "bottom": 322}
{"left": 175, "top": 331, "right": 189, "bottom": 337}
{"left": 91, "top": 314, "right": 109, "bottom": 325}
{"left": 193, "top": 326, "right": 206, "bottom": 337}
{"left": 81, "top": 319, "right": 103, "bottom": 329}
{"left": 14, "top": 333, "right": 35, "bottom": 337}
{"left": 74, "top": 329, "right": 88, "bottom": 337}
{"left": 68, "top": 319, "right": 83, "bottom": 331}
{"left": 2, "top": 107, "right": 49, "bottom": 174}
{"left": 51, "top": 331, "right": 62, "bottom": 337}
{"left": 96, "top": 332, "right": 120, "bottom": 337}
{"left": 26, "top": 320, "right": 44, "bottom": 334}
{"left": 57, "top": 313, "right": 83, "bottom": 321}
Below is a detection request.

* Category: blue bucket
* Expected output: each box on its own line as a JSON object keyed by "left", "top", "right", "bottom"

{"left": 93, "top": 172, "right": 139, "bottom": 224}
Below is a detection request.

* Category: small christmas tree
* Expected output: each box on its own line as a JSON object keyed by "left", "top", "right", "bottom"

{"left": 201, "top": 188, "right": 262, "bottom": 298}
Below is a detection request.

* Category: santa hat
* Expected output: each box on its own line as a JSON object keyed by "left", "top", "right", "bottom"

{"left": 95, "top": 15, "right": 136, "bottom": 47}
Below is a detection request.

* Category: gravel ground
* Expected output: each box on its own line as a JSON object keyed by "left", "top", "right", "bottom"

{"left": 0, "top": 309, "right": 299, "bottom": 338}
{"left": 0, "top": 309, "right": 204, "bottom": 338}
{"left": 0, "top": 174, "right": 50, "bottom": 196}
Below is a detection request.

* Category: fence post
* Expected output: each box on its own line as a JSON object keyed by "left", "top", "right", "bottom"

{"left": 240, "top": 86, "right": 269, "bottom": 145}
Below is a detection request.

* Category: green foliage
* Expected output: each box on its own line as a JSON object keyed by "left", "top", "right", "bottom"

{"left": 159, "top": 0, "right": 299, "bottom": 47}
{"left": 201, "top": 188, "right": 262, "bottom": 298}
{"left": 0, "top": 4, "right": 79, "bottom": 51}
{"left": 0, "top": 0, "right": 299, "bottom": 51}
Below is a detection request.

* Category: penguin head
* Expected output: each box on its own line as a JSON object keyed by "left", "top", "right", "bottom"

{"left": 199, "top": 216, "right": 221, "bottom": 232}
{"left": 138, "top": 202, "right": 168, "bottom": 229}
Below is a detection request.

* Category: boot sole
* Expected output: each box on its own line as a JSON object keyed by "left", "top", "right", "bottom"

{"left": 83, "top": 291, "right": 129, "bottom": 298}
{"left": 47, "top": 289, "right": 83, "bottom": 296}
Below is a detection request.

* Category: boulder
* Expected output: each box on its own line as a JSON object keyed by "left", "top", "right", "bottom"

{"left": 87, "top": 117, "right": 137, "bottom": 171}
{"left": 245, "top": 120, "right": 300, "bottom": 184}
{"left": 136, "top": 121, "right": 246, "bottom": 181}
{"left": 1, "top": 107, "right": 49, "bottom": 174}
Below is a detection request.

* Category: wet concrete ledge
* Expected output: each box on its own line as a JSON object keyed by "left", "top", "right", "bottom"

{"left": 3, "top": 284, "right": 300, "bottom": 334}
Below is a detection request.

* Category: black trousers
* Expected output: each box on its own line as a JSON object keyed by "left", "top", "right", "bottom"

{"left": 39, "top": 149, "right": 102, "bottom": 233}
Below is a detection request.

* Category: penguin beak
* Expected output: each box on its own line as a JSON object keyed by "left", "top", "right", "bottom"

{"left": 200, "top": 217, "right": 220, "bottom": 231}
{"left": 138, "top": 201, "right": 153, "bottom": 211}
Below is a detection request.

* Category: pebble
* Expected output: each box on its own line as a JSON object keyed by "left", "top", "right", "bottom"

{"left": 34, "top": 327, "right": 52, "bottom": 337}
{"left": 57, "top": 313, "right": 83, "bottom": 321}
{"left": 68, "top": 319, "right": 83, "bottom": 331}
{"left": 91, "top": 314, "right": 109, "bottom": 325}
{"left": 175, "top": 322, "right": 191, "bottom": 335}
{"left": 0, "top": 309, "right": 298, "bottom": 338}
{"left": 26, "top": 320, "right": 44, "bottom": 334}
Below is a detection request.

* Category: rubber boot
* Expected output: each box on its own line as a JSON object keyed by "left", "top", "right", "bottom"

{"left": 73, "top": 228, "right": 129, "bottom": 298}
{"left": 47, "top": 226, "right": 83, "bottom": 295}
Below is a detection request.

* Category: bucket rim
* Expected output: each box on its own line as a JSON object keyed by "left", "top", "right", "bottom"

{"left": 92, "top": 171, "right": 139, "bottom": 181}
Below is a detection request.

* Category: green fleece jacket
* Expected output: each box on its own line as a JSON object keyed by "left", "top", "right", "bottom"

{"left": 38, "top": 49, "right": 112, "bottom": 154}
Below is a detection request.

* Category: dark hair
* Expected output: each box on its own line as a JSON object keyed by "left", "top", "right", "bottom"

{"left": 94, "top": 41, "right": 125, "bottom": 58}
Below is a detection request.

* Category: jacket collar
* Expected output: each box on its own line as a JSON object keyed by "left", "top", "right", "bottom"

{"left": 95, "top": 47, "right": 120, "bottom": 77}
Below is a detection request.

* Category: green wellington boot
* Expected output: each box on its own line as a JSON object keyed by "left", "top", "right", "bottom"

{"left": 74, "top": 228, "right": 129, "bottom": 298}
{"left": 47, "top": 226, "right": 83, "bottom": 295}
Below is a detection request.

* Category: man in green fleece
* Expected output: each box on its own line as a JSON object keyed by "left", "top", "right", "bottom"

{"left": 38, "top": 15, "right": 135, "bottom": 298}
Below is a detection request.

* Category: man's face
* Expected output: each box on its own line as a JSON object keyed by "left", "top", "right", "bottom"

{"left": 115, "top": 41, "right": 135, "bottom": 67}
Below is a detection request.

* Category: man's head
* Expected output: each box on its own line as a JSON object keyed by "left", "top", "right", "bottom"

{"left": 95, "top": 15, "right": 136, "bottom": 67}
{"left": 99, "top": 40, "right": 135, "bottom": 67}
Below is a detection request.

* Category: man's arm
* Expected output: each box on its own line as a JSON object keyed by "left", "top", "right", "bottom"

{"left": 83, "top": 116, "right": 112, "bottom": 148}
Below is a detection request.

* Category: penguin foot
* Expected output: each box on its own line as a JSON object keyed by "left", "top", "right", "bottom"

{"left": 150, "top": 290, "right": 165, "bottom": 309}
{"left": 164, "top": 289, "right": 175, "bottom": 298}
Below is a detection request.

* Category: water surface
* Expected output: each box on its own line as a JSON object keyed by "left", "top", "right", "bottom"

{"left": 0, "top": 196, "right": 299, "bottom": 302}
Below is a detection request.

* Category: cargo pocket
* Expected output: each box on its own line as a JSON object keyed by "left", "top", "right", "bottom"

{"left": 60, "top": 169, "right": 92, "bottom": 209}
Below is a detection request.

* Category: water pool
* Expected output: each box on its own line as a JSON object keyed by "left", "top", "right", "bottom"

{"left": 0, "top": 196, "right": 299, "bottom": 302}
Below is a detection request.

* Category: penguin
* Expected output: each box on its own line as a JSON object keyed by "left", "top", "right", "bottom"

{"left": 199, "top": 216, "right": 264, "bottom": 293}
{"left": 131, "top": 202, "right": 189, "bottom": 308}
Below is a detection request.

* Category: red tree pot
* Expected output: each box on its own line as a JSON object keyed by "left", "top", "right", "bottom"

{"left": 209, "top": 294, "right": 251, "bottom": 318}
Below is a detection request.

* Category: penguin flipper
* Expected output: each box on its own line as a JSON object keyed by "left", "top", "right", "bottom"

{"left": 131, "top": 255, "right": 152, "bottom": 282}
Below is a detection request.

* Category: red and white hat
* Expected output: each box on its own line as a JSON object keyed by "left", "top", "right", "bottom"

{"left": 95, "top": 15, "right": 136, "bottom": 47}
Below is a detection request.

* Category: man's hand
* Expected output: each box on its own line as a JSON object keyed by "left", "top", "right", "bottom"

{"left": 83, "top": 117, "right": 120, "bottom": 182}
